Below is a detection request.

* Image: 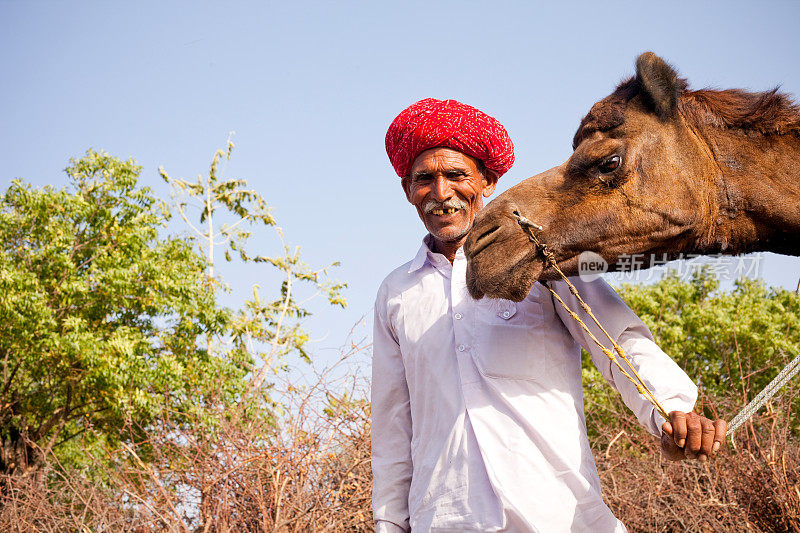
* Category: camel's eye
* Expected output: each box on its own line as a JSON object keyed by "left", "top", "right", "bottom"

{"left": 598, "top": 155, "right": 621, "bottom": 173}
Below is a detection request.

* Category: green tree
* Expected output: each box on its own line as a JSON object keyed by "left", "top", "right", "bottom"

{"left": 0, "top": 150, "right": 244, "bottom": 477}
{"left": 0, "top": 144, "right": 348, "bottom": 483}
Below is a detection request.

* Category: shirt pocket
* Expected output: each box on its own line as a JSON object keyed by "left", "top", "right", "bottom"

{"left": 472, "top": 296, "right": 545, "bottom": 380}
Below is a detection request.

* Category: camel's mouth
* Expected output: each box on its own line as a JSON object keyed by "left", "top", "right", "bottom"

{"left": 464, "top": 225, "right": 547, "bottom": 301}
{"left": 466, "top": 251, "right": 545, "bottom": 301}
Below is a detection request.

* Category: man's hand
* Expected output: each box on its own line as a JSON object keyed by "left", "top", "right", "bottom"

{"left": 660, "top": 411, "right": 727, "bottom": 462}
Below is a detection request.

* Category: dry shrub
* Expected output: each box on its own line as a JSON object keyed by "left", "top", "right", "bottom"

{"left": 3, "top": 338, "right": 800, "bottom": 532}
{"left": 0, "top": 466, "right": 136, "bottom": 531}
{"left": 591, "top": 384, "right": 800, "bottom": 532}
{"left": 0, "top": 342, "right": 374, "bottom": 532}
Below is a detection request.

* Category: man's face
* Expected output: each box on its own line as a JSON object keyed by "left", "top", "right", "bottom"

{"left": 402, "top": 147, "right": 497, "bottom": 246}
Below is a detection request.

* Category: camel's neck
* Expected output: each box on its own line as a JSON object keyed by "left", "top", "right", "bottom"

{"left": 695, "top": 124, "right": 800, "bottom": 256}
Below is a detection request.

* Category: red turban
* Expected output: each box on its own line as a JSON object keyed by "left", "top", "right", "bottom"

{"left": 385, "top": 98, "right": 515, "bottom": 178}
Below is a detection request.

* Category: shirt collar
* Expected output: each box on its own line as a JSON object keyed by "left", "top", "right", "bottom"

{"left": 408, "top": 234, "right": 434, "bottom": 274}
{"left": 408, "top": 234, "right": 463, "bottom": 274}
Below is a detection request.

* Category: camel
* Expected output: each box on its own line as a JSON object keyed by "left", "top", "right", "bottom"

{"left": 465, "top": 52, "right": 800, "bottom": 302}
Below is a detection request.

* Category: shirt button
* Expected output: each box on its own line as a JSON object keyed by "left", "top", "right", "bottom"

{"left": 457, "top": 344, "right": 467, "bottom": 352}
{"left": 502, "top": 311, "right": 511, "bottom": 318}
{"left": 454, "top": 313, "right": 463, "bottom": 320}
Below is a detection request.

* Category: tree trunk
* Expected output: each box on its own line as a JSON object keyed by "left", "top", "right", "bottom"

{"left": 0, "top": 425, "right": 45, "bottom": 496}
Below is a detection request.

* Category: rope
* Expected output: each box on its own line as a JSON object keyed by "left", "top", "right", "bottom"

{"left": 726, "top": 353, "right": 800, "bottom": 435}
{"left": 513, "top": 211, "right": 800, "bottom": 433}
{"left": 514, "top": 211, "right": 669, "bottom": 421}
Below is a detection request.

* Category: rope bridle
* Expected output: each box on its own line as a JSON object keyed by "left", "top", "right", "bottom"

{"left": 513, "top": 210, "right": 800, "bottom": 437}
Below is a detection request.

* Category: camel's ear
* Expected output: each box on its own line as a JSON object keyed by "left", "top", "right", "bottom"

{"left": 635, "top": 52, "right": 680, "bottom": 120}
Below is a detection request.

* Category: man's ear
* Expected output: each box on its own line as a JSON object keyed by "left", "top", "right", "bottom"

{"left": 401, "top": 176, "right": 413, "bottom": 203}
{"left": 482, "top": 170, "right": 498, "bottom": 198}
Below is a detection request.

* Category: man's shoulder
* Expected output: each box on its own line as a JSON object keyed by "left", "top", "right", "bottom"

{"left": 376, "top": 260, "right": 418, "bottom": 298}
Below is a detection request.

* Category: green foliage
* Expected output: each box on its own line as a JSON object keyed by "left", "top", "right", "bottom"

{"left": 583, "top": 268, "right": 800, "bottom": 436}
{"left": 0, "top": 150, "right": 248, "bottom": 473}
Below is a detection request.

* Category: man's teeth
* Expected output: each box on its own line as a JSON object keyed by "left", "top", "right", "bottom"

{"left": 431, "top": 208, "right": 458, "bottom": 215}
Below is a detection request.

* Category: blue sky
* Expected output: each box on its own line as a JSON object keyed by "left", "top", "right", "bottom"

{"left": 3, "top": 1, "right": 800, "bottom": 368}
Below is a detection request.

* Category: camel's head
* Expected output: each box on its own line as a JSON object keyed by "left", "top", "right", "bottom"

{"left": 465, "top": 52, "right": 719, "bottom": 301}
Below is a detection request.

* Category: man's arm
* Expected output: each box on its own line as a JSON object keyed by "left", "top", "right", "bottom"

{"left": 550, "top": 277, "right": 726, "bottom": 461}
{"left": 371, "top": 287, "right": 413, "bottom": 531}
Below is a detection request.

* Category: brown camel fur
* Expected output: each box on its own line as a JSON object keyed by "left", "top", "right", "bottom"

{"left": 465, "top": 52, "right": 800, "bottom": 302}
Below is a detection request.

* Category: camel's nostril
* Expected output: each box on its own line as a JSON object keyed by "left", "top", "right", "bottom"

{"left": 476, "top": 226, "right": 500, "bottom": 245}
{"left": 467, "top": 225, "right": 500, "bottom": 258}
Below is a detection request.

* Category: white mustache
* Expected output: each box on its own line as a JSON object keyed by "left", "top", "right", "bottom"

{"left": 424, "top": 198, "right": 467, "bottom": 214}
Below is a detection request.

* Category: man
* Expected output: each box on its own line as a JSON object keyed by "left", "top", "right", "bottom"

{"left": 372, "top": 98, "right": 726, "bottom": 532}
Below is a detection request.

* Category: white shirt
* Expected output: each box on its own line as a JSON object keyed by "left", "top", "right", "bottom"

{"left": 371, "top": 237, "right": 697, "bottom": 532}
